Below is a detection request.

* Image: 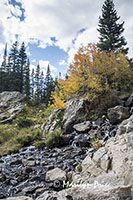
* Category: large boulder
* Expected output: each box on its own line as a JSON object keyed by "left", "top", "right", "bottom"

{"left": 72, "top": 115, "right": 133, "bottom": 187}
{"left": 43, "top": 98, "right": 90, "bottom": 134}
{"left": 0, "top": 91, "right": 25, "bottom": 124}
{"left": 0, "top": 91, "right": 25, "bottom": 102}
{"left": 43, "top": 109, "right": 59, "bottom": 133}
{"left": 125, "top": 93, "right": 133, "bottom": 107}
{"left": 36, "top": 184, "right": 132, "bottom": 200}
{"left": 117, "top": 114, "right": 133, "bottom": 135}
{"left": 81, "top": 147, "right": 112, "bottom": 179}
{"left": 107, "top": 105, "right": 130, "bottom": 124}
{"left": 63, "top": 98, "right": 90, "bottom": 133}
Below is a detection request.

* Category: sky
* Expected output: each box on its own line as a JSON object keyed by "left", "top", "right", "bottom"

{"left": 0, "top": 0, "right": 133, "bottom": 78}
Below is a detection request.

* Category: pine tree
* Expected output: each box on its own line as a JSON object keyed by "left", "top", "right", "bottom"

{"left": 5, "top": 57, "right": 12, "bottom": 91}
{"left": 44, "top": 65, "right": 54, "bottom": 106}
{"left": 9, "top": 41, "right": 19, "bottom": 72}
{"left": 0, "top": 41, "right": 31, "bottom": 94}
{"left": 24, "top": 59, "right": 30, "bottom": 100}
{"left": 1, "top": 43, "right": 7, "bottom": 72}
{"left": 31, "top": 68, "right": 35, "bottom": 100}
{"left": 40, "top": 71, "right": 44, "bottom": 102}
{"left": 97, "top": 0, "right": 128, "bottom": 54}
{"left": 18, "top": 42, "right": 27, "bottom": 93}
{"left": 8, "top": 41, "right": 20, "bottom": 91}
{"left": 35, "top": 64, "right": 41, "bottom": 104}
{"left": 0, "top": 44, "right": 7, "bottom": 92}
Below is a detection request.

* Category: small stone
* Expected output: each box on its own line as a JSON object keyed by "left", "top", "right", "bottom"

{"left": 73, "top": 121, "right": 91, "bottom": 133}
{"left": 6, "top": 196, "right": 33, "bottom": 200}
{"left": 35, "top": 187, "right": 48, "bottom": 196}
{"left": 25, "top": 160, "right": 36, "bottom": 166}
{"left": 23, "top": 166, "right": 32, "bottom": 173}
{"left": 44, "top": 165, "right": 54, "bottom": 170}
{"left": 45, "top": 167, "right": 67, "bottom": 182}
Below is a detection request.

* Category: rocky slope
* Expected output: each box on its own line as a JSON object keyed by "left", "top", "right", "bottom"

{"left": 0, "top": 91, "right": 133, "bottom": 199}
{"left": 0, "top": 91, "right": 25, "bottom": 124}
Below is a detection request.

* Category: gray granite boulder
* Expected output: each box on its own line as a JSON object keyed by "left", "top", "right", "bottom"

{"left": 125, "top": 93, "right": 133, "bottom": 107}
{"left": 0, "top": 91, "right": 25, "bottom": 102}
{"left": 73, "top": 121, "right": 91, "bottom": 133}
{"left": 63, "top": 98, "right": 89, "bottom": 133}
{"left": 107, "top": 105, "right": 130, "bottom": 124}
{"left": 43, "top": 109, "right": 59, "bottom": 133}
{"left": 45, "top": 167, "right": 67, "bottom": 182}
{"left": 36, "top": 184, "right": 131, "bottom": 200}
{"left": 117, "top": 114, "right": 133, "bottom": 135}
{"left": 0, "top": 91, "right": 25, "bottom": 124}
{"left": 72, "top": 116, "right": 133, "bottom": 187}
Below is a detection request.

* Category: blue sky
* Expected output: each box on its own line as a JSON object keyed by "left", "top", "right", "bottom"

{"left": 0, "top": 0, "right": 133, "bottom": 78}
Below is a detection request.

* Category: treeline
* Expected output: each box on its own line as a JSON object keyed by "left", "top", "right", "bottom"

{"left": 51, "top": 0, "right": 133, "bottom": 109}
{"left": 1, "top": 0, "right": 133, "bottom": 108}
{"left": 0, "top": 41, "right": 56, "bottom": 105}
{"left": 51, "top": 44, "right": 133, "bottom": 109}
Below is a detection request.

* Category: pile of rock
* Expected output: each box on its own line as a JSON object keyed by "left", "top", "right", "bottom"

{"left": 37, "top": 114, "right": 133, "bottom": 200}
{"left": 0, "top": 91, "right": 133, "bottom": 199}
{"left": 0, "top": 91, "right": 25, "bottom": 124}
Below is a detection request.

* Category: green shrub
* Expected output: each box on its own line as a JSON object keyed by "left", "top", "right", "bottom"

{"left": 56, "top": 110, "right": 64, "bottom": 128}
{"left": 7, "top": 142, "right": 21, "bottom": 154}
{"left": 17, "top": 117, "right": 33, "bottom": 128}
{"left": 15, "top": 134, "right": 33, "bottom": 146}
{"left": 92, "top": 136, "right": 103, "bottom": 151}
{"left": 34, "top": 140, "right": 45, "bottom": 149}
{"left": 15, "top": 128, "right": 42, "bottom": 147}
{"left": 45, "top": 130, "right": 61, "bottom": 148}
{"left": 32, "top": 129, "right": 42, "bottom": 140}
{"left": 0, "top": 125, "right": 16, "bottom": 143}
{"left": 76, "top": 163, "right": 82, "bottom": 172}
{"left": 0, "top": 136, "right": 3, "bottom": 144}
{"left": 42, "top": 107, "right": 54, "bottom": 118}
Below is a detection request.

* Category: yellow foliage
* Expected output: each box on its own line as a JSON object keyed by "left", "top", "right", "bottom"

{"left": 50, "top": 86, "right": 65, "bottom": 109}
{"left": 51, "top": 95, "right": 65, "bottom": 109}
{"left": 50, "top": 43, "right": 132, "bottom": 108}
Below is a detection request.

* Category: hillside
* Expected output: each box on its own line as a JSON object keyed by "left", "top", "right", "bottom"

{"left": 0, "top": 0, "right": 133, "bottom": 199}
{"left": 0, "top": 90, "right": 132, "bottom": 199}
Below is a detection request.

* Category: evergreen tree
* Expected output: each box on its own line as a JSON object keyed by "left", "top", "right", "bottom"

{"left": 0, "top": 44, "right": 7, "bottom": 92}
{"left": 1, "top": 43, "right": 7, "bottom": 72}
{"left": 9, "top": 41, "right": 19, "bottom": 72}
{"left": 24, "top": 59, "right": 30, "bottom": 100}
{"left": 44, "top": 65, "right": 54, "bottom": 106}
{"left": 97, "top": 0, "right": 128, "bottom": 54}
{"left": 35, "top": 64, "right": 41, "bottom": 104}
{"left": 0, "top": 41, "right": 30, "bottom": 94}
{"left": 8, "top": 41, "right": 20, "bottom": 91}
{"left": 31, "top": 68, "right": 35, "bottom": 100}
{"left": 5, "top": 57, "right": 12, "bottom": 91}
{"left": 18, "top": 42, "right": 27, "bottom": 93}
{"left": 40, "top": 71, "right": 44, "bottom": 102}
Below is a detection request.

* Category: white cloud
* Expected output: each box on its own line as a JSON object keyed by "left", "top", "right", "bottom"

{"left": 39, "top": 60, "right": 57, "bottom": 78}
{"left": 67, "top": 27, "right": 99, "bottom": 64}
{"left": 31, "top": 59, "right": 36, "bottom": 63}
{"left": 30, "top": 63, "right": 36, "bottom": 73}
{"left": 59, "top": 59, "right": 68, "bottom": 66}
{"left": 0, "top": 54, "right": 3, "bottom": 65}
{"left": 8, "top": 4, "right": 22, "bottom": 18}
{"left": 0, "top": 0, "right": 102, "bottom": 50}
{"left": 30, "top": 60, "right": 57, "bottom": 78}
{"left": 0, "top": 0, "right": 132, "bottom": 68}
